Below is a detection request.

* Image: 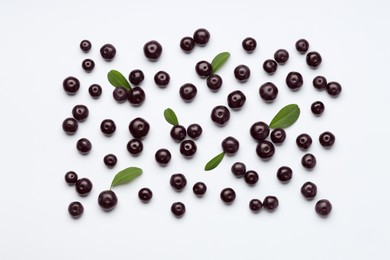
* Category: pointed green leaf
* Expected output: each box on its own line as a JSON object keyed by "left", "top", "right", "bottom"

{"left": 164, "top": 108, "right": 179, "bottom": 126}
{"left": 110, "top": 167, "right": 142, "bottom": 189}
{"left": 107, "top": 70, "right": 132, "bottom": 91}
{"left": 211, "top": 52, "right": 230, "bottom": 74}
{"left": 204, "top": 152, "right": 225, "bottom": 171}
{"left": 269, "top": 104, "right": 300, "bottom": 129}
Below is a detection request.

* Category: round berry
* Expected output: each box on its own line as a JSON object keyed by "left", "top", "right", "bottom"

{"left": 171, "top": 202, "right": 186, "bottom": 217}
{"left": 326, "top": 81, "right": 342, "bottom": 97}
{"left": 76, "top": 138, "right": 92, "bottom": 154}
{"left": 270, "top": 128, "right": 286, "bottom": 144}
{"left": 75, "top": 178, "right": 93, "bottom": 196}
{"left": 62, "top": 118, "right": 78, "bottom": 134}
{"left": 296, "top": 133, "right": 312, "bottom": 150}
{"left": 89, "top": 84, "right": 102, "bottom": 98}
{"left": 234, "top": 64, "right": 250, "bottom": 82}
{"left": 193, "top": 182, "right": 207, "bottom": 196}
{"left": 249, "top": 199, "right": 262, "bottom": 212}
{"left": 259, "top": 82, "right": 278, "bottom": 102}
{"left": 82, "top": 59, "right": 95, "bottom": 72}
{"left": 129, "top": 117, "right": 150, "bottom": 139}
{"left": 80, "top": 40, "right": 91, "bottom": 52}
{"left": 256, "top": 140, "right": 275, "bottom": 160}
{"left": 250, "top": 121, "right": 270, "bottom": 141}
{"left": 63, "top": 76, "right": 80, "bottom": 95}
{"left": 244, "top": 170, "right": 259, "bottom": 185}
{"left": 126, "top": 138, "right": 143, "bottom": 156}
{"left": 242, "top": 37, "right": 257, "bottom": 52}
{"left": 306, "top": 51, "right": 322, "bottom": 68}
{"left": 227, "top": 90, "right": 246, "bottom": 110}
{"left": 311, "top": 101, "right": 325, "bottom": 115}
{"left": 206, "top": 74, "right": 223, "bottom": 91}
{"left": 313, "top": 76, "right": 327, "bottom": 90}
{"left": 211, "top": 105, "right": 230, "bottom": 126}
{"left": 98, "top": 190, "right": 118, "bottom": 211}
{"left": 274, "top": 49, "right": 289, "bottom": 64}
{"left": 295, "top": 39, "right": 309, "bottom": 54}
{"left": 170, "top": 173, "right": 187, "bottom": 191}
{"left": 315, "top": 199, "right": 332, "bottom": 216}
{"left": 100, "top": 43, "right": 116, "bottom": 61}
{"left": 65, "top": 171, "right": 78, "bottom": 185}
{"left": 129, "top": 69, "right": 145, "bottom": 85}
{"left": 128, "top": 86, "right": 146, "bottom": 106}
{"left": 180, "top": 140, "right": 197, "bottom": 157}
{"left": 286, "top": 71, "right": 303, "bottom": 90}
{"left": 68, "top": 201, "right": 84, "bottom": 219}
{"left": 103, "top": 154, "right": 117, "bottom": 168}
{"left": 187, "top": 123, "right": 202, "bottom": 139}
{"left": 100, "top": 119, "right": 116, "bottom": 136}
{"left": 72, "top": 104, "right": 89, "bottom": 121}
{"left": 301, "top": 181, "right": 317, "bottom": 199}
{"left": 263, "top": 196, "right": 279, "bottom": 211}
{"left": 319, "top": 131, "right": 335, "bottom": 148}
{"left": 113, "top": 87, "right": 128, "bottom": 103}
{"left": 276, "top": 166, "right": 293, "bottom": 182}
{"left": 154, "top": 71, "right": 170, "bottom": 87}
{"left": 170, "top": 125, "right": 187, "bottom": 142}
{"left": 263, "top": 59, "right": 277, "bottom": 74}
{"left": 143, "top": 40, "right": 162, "bottom": 61}
{"left": 231, "top": 162, "right": 246, "bottom": 178}
{"left": 301, "top": 153, "right": 317, "bottom": 169}
{"left": 138, "top": 188, "right": 153, "bottom": 203}
{"left": 179, "top": 83, "right": 197, "bottom": 102}
{"left": 220, "top": 188, "right": 236, "bottom": 204}
{"left": 193, "top": 28, "right": 210, "bottom": 46}
{"left": 155, "top": 148, "right": 171, "bottom": 166}
{"left": 221, "top": 136, "right": 239, "bottom": 155}
{"left": 180, "top": 36, "right": 195, "bottom": 52}
{"left": 195, "top": 60, "right": 212, "bottom": 78}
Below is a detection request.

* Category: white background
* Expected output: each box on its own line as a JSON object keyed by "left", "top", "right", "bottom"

{"left": 1, "top": 0, "right": 389, "bottom": 259}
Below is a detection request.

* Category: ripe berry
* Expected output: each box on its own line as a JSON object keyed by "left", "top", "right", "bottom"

{"left": 206, "top": 74, "right": 223, "bottom": 91}
{"left": 249, "top": 199, "right": 262, "bottom": 212}
{"left": 103, "top": 154, "right": 117, "bottom": 168}
{"left": 129, "top": 117, "right": 150, "bottom": 139}
{"left": 296, "top": 133, "right": 312, "bottom": 150}
{"left": 220, "top": 188, "right": 236, "bottom": 204}
{"left": 263, "top": 196, "right": 279, "bottom": 211}
{"left": 187, "top": 123, "right": 202, "bottom": 139}
{"left": 155, "top": 148, "right": 171, "bottom": 166}
{"left": 311, "top": 101, "right": 325, "bottom": 115}
{"left": 195, "top": 60, "right": 212, "bottom": 78}
{"left": 138, "top": 188, "right": 153, "bottom": 203}
{"left": 227, "top": 90, "right": 246, "bottom": 110}
{"left": 154, "top": 71, "right": 170, "bottom": 87}
{"left": 180, "top": 36, "right": 195, "bottom": 52}
{"left": 234, "top": 64, "right": 250, "bottom": 82}
{"left": 193, "top": 182, "right": 207, "bottom": 196}
{"left": 221, "top": 136, "right": 239, "bottom": 155}
{"left": 126, "top": 139, "right": 143, "bottom": 156}
{"left": 76, "top": 138, "right": 92, "bottom": 154}
{"left": 63, "top": 76, "right": 80, "bottom": 95}
{"left": 75, "top": 178, "right": 93, "bottom": 196}
{"left": 315, "top": 199, "right": 332, "bottom": 216}
{"left": 326, "top": 81, "right": 342, "bottom": 97}
{"left": 62, "top": 118, "right": 78, "bottom": 134}
{"left": 211, "top": 105, "right": 230, "bottom": 126}
{"left": 193, "top": 28, "right": 210, "bottom": 46}
{"left": 270, "top": 128, "right": 286, "bottom": 144}
{"left": 89, "top": 84, "right": 102, "bottom": 98}
{"left": 65, "top": 171, "right": 78, "bottom": 185}
{"left": 242, "top": 37, "right": 257, "bottom": 52}
{"left": 301, "top": 182, "right": 317, "bottom": 199}
{"left": 319, "top": 131, "right": 335, "bottom": 148}
{"left": 313, "top": 76, "right": 327, "bottom": 90}
{"left": 286, "top": 71, "right": 303, "bottom": 90}
{"left": 128, "top": 86, "right": 146, "bottom": 106}
{"left": 263, "top": 59, "right": 277, "bottom": 74}
{"left": 244, "top": 170, "right": 259, "bottom": 185}
{"left": 259, "top": 82, "right": 278, "bottom": 102}
{"left": 80, "top": 40, "right": 91, "bottom": 52}
{"left": 112, "top": 87, "right": 128, "bottom": 103}
{"left": 100, "top": 43, "right": 116, "bottom": 61}
{"left": 306, "top": 51, "right": 322, "bottom": 68}
{"left": 98, "top": 190, "right": 118, "bottom": 211}
{"left": 256, "top": 140, "right": 275, "bottom": 160}
{"left": 180, "top": 140, "right": 197, "bottom": 157}
{"left": 231, "top": 162, "right": 246, "bottom": 178}
{"left": 170, "top": 125, "right": 187, "bottom": 142}
{"left": 143, "top": 40, "right": 162, "bottom": 60}
{"left": 72, "top": 104, "right": 89, "bottom": 121}
{"left": 295, "top": 39, "right": 309, "bottom": 54}
{"left": 274, "top": 49, "right": 289, "bottom": 64}
{"left": 81, "top": 59, "right": 95, "bottom": 72}
{"left": 100, "top": 119, "right": 116, "bottom": 136}
{"left": 170, "top": 173, "right": 187, "bottom": 191}
{"left": 179, "top": 83, "right": 197, "bottom": 102}
{"left": 301, "top": 153, "right": 317, "bottom": 169}
{"left": 129, "top": 69, "right": 145, "bottom": 85}
{"left": 171, "top": 202, "right": 186, "bottom": 217}
{"left": 277, "top": 166, "right": 293, "bottom": 182}
{"left": 250, "top": 121, "right": 270, "bottom": 141}
{"left": 68, "top": 201, "right": 84, "bottom": 219}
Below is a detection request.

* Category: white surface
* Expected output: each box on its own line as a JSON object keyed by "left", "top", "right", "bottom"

{"left": 1, "top": 0, "right": 389, "bottom": 259}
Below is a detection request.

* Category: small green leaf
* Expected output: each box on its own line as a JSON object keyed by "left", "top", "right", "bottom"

{"left": 269, "top": 104, "right": 300, "bottom": 129}
{"left": 107, "top": 70, "right": 132, "bottom": 91}
{"left": 164, "top": 108, "right": 179, "bottom": 126}
{"left": 211, "top": 52, "right": 230, "bottom": 74}
{"left": 204, "top": 152, "right": 225, "bottom": 171}
{"left": 110, "top": 167, "right": 142, "bottom": 189}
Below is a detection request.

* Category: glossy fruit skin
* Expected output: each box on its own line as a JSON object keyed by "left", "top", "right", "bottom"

{"left": 231, "top": 162, "right": 246, "bottom": 178}
{"left": 206, "top": 74, "right": 223, "bottom": 91}
{"left": 76, "top": 138, "right": 92, "bottom": 154}
{"left": 180, "top": 140, "right": 197, "bottom": 157}
{"left": 306, "top": 51, "right": 322, "bottom": 68}
{"left": 234, "top": 64, "right": 250, "bottom": 82}
{"left": 259, "top": 82, "right": 278, "bottom": 102}
{"left": 220, "top": 188, "right": 236, "bottom": 204}
{"left": 113, "top": 87, "right": 128, "bottom": 103}
{"left": 126, "top": 139, "right": 143, "bottom": 156}
{"left": 270, "top": 128, "right": 286, "bottom": 144}
{"left": 100, "top": 119, "right": 116, "bottom": 136}
{"left": 180, "top": 36, "right": 195, "bottom": 52}
{"left": 63, "top": 76, "right": 80, "bottom": 95}
{"left": 277, "top": 166, "right": 293, "bottom": 182}
{"left": 296, "top": 133, "right": 313, "bottom": 150}
{"left": 301, "top": 153, "right": 317, "bottom": 169}
{"left": 242, "top": 37, "right": 257, "bottom": 52}
{"left": 98, "top": 190, "right": 118, "bottom": 211}
{"left": 170, "top": 173, "right": 187, "bottom": 191}
{"left": 89, "top": 84, "right": 102, "bottom": 98}
{"left": 222, "top": 136, "right": 239, "bottom": 155}
{"left": 256, "top": 140, "right": 275, "bottom": 160}
{"left": 193, "top": 28, "right": 210, "bottom": 46}
{"left": 326, "top": 81, "right": 342, "bottom": 97}
{"left": 68, "top": 201, "right": 84, "bottom": 219}
{"left": 128, "top": 86, "right": 146, "bottom": 106}
{"left": 295, "top": 39, "right": 309, "bottom": 54}
{"left": 171, "top": 202, "right": 186, "bottom": 217}
{"left": 195, "top": 60, "right": 212, "bottom": 78}
{"left": 179, "top": 83, "right": 197, "bottom": 102}
{"left": 263, "top": 196, "right": 279, "bottom": 211}
{"left": 80, "top": 40, "right": 91, "bottom": 52}
{"left": 301, "top": 181, "right": 317, "bottom": 199}
{"left": 313, "top": 76, "right": 327, "bottom": 90}
{"left": 187, "top": 123, "right": 202, "bottom": 139}
{"left": 263, "top": 59, "right": 278, "bottom": 74}
{"left": 193, "top": 182, "right": 207, "bottom": 196}
{"left": 250, "top": 121, "right": 270, "bottom": 141}
{"left": 227, "top": 90, "right": 246, "bottom": 110}
{"left": 129, "top": 117, "right": 150, "bottom": 139}
{"left": 82, "top": 59, "right": 95, "bottom": 72}
{"left": 75, "top": 178, "right": 93, "bottom": 196}
{"left": 154, "top": 71, "right": 170, "bottom": 87}
{"left": 143, "top": 40, "right": 162, "bottom": 60}
{"left": 311, "top": 101, "right": 325, "bottom": 115}
{"left": 65, "top": 171, "right": 78, "bottom": 185}
{"left": 249, "top": 199, "right": 262, "bottom": 212}
{"left": 170, "top": 125, "right": 187, "bottom": 142}
{"left": 211, "top": 105, "right": 230, "bottom": 126}
{"left": 319, "top": 131, "right": 335, "bottom": 148}
{"left": 72, "top": 104, "right": 89, "bottom": 121}
{"left": 100, "top": 43, "right": 116, "bottom": 61}
{"left": 315, "top": 199, "right": 332, "bottom": 216}
{"left": 155, "top": 148, "right": 171, "bottom": 166}
{"left": 103, "top": 154, "right": 117, "bottom": 168}
{"left": 274, "top": 49, "right": 289, "bottom": 64}
{"left": 62, "top": 118, "right": 78, "bottom": 134}
{"left": 244, "top": 170, "right": 259, "bottom": 185}
{"left": 129, "top": 69, "right": 145, "bottom": 85}
{"left": 286, "top": 71, "right": 303, "bottom": 90}
{"left": 138, "top": 188, "right": 153, "bottom": 202}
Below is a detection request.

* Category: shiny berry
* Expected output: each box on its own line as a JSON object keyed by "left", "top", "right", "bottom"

{"left": 180, "top": 140, "right": 197, "bottom": 157}
{"left": 231, "top": 162, "right": 246, "bottom": 178}
{"left": 75, "top": 178, "right": 93, "bottom": 196}
{"left": 138, "top": 188, "right": 153, "bottom": 203}
{"left": 296, "top": 133, "right": 312, "bottom": 150}
{"left": 82, "top": 59, "right": 95, "bottom": 72}
{"left": 100, "top": 119, "right": 116, "bottom": 136}
{"left": 143, "top": 40, "right": 162, "bottom": 61}
{"left": 319, "top": 131, "right": 335, "bottom": 148}
{"left": 80, "top": 40, "right": 91, "bottom": 52}
{"left": 193, "top": 182, "right": 207, "bottom": 196}
{"left": 113, "top": 87, "right": 128, "bottom": 103}
{"left": 326, "top": 81, "right": 342, "bottom": 97}
{"left": 311, "top": 101, "right": 325, "bottom": 115}
{"left": 170, "top": 125, "right": 186, "bottom": 142}
{"left": 301, "top": 153, "right": 317, "bottom": 169}
{"left": 313, "top": 76, "right": 327, "bottom": 90}
{"left": 259, "top": 82, "right": 278, "bottom": 102}
{"left": 277, "top": 166, "right": 293, "bottom": 182}
{"left": 244, "top": 170, "right": 259, "bottom": 185}
{"left": 179, "top": 83, "right": 197, "bottom": 102}
{"left": 211, "top": 105, "right": 230, "bottom": 126}
{"left": 187, "top": 123, "right": 202, "bottom": 139}
{"left": 170, "top": 173, "right": 187, "bottom": 191}
{"left": 155, "top": 148, "right": 171, "bottom": 166}
{"left": 103, "top": 154, "right": 117, "bottom": 168}
{"left": 65, "top": 171, "right": 78, "bottom": 185}
{"left": 100, "top": 43, "right": 116, "bottom": 61}
{"left": 128, "top": 86, "right": 146, "bottom": 106}
{"left": 286, "top": 71, "right": 303, "bottom": 90}
{"left": 227, "top": 90, "right": 246, "bottom": 110}
{"left": 301, "top": 181, "right": 317, "bottom": 199}
{"left": 98, "top": 190, "right": 118, "bottom": 211}
{"left": 171, "top": 202, "right": 186, "bottom": 217}
{"left": 306, "top": 51, "right": 322, "bottom": 68}
{"left": 295, "top": 39, "right": 309, "bottom": 54}
{"left": 154, "top": 71, "right": 170, "bottom": 87}
{"left": 270, "top": 128, "right": 286, "bottom": 144}
{"left": 193, "top": 28, "right": 210, "bottom": 46}
{"left": 207, "top": 74, "right": 223, "bottom": 91}
{"left": 263, "top": 196, "right": 279, "bottom": 211}
{"left": 129, "top": 69, "right": 144, "bottom": 85}
{"left": 126, "top": 139, "right": 143, "bottom": 156}
{"left": 256, "top": 140, "right": 275, "bottom": 160}
{"left": 63, "top": 76, "right": 80, "bottom": 95}
{"left": 315, "top": 199, "right": 332, "bottom": 216}
{"left": 68, "top": 201, "right": 84, "bottom": 219}
{"left": 221, "top": 136, "right": 239, "bottom": 155}
{"left": 180, "top": 36, "right": 195, "bottom": 52}
{"left": 72, "top": 104, "right": 89, "bottom": 121}
{"left": 274, "top": 49, "right": 289, "bottom": 64}
{"left": 129, "top": 117, "right": 150, "bottom": 139}
{"left": 62, "top": 118, "right": 78, "bottom": 134}
{"left": 242, "top": 37, "right": 257, "bottom": 52}
{"left": 220, "top": 188, "right": 236, "bottom": 204}
{"left": 89, "top": 84, "right": 102, "bottom": 98}
{"left": 250, "top": 121, "right": 270, "bottom": 141}
{"left": 76, "top": 138, "right": 92, "bottom": 154}
{"left": 234, "top": 64, "right": 250, "bottom": 82}
{"left": 249, "top": 199, "right": 262, "bottom": 212}
{"left": 195, "top": 60, "right": 212, "bottom": 78}
{"left": 263, "top": 59, "right": 277, "bottom": 74}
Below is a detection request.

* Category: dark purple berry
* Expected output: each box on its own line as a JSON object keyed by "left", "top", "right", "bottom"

{"left": 326, "top": 81, "right": 342, "bottom": 97}
{"left": 82, "top": 59, "right": 95, "bottom": 72}
{"left": 319, "top": 131, "right": 335, "bottom": 148}
{"left": 311, "top": 101, "right": 325, "bottom": 115}
{"left": 301, "top": 153, "right": 317, "bottom": 169}
{"left": 128, "top": 86, "right": 146, "bottom": 106}
{"left": 259, "top": 82, "right": 278, "bottom": 102}
{"left": 242, "top": 37, "right": 257, "bottom": 52}
{"left": 100, "top": 119, "right": 116, "bottom": 136}
{"left": 244, "top": 170, "right": 259, "bottom": 185}
{"left": 62, "top": 118, "right": 78, "bottom": 134}
{"left": 76, "top": 138, "right": 92, "bottom": 155}
{"left": 227, "top": 90, "right": 246, "bottom": 110}
{"left": 306, "top": 51, "right": 322, "bottom": 68}
{"left": 179, "top": 83, "right": 197, "bottom": 102}
{"left": 138, "top": 188, "right": 153, "bottom": 203}
{"left": 65, "top": 171, "right": 78, "bottom": 185}
{"left": 170, "top": 125, "right": 186, "bottom": 142}
{"left": 195, "top": 60, "right": 212, "bottom": 78}
{"left": 154, "top": 71, "right": 170, "bottom": 87}
{"left": 206, "top": 74, "right": 223, "bottom": 91}
{"left": 221, "top": 136, "right": 239, "bottom": 155}
{"left": 180, "top": 36, "right": 195, "bottom": 52}
{"left": 301, "top": 181, "right": 317, "bottom": 199}
{"left": 231, "top": 162, "right": 246, "bottom": 178}
{"left": 274, "top": 49, "right": 289, "bottom": 64}
{"left": 75, "top": 178, "right": 93, "bottom": 196}
{"left": 270, "top": 128, "right": 286, "bottom": 144}
{"left": 143, "top": 40, "right": 162, "bottom": 61}
{"left": 80, "top": 40, "right": 91, "bottom": 52}
{"left": 129, "top": 117, "right": 150, "bottom": 139}
{"left": 72, "top": 104, "right": 89, "bottom": 121}
{"left": 103, "top": 154, "right": 117, "bottom": 168}
{"left": 180, "top": 140, "right": 197, "bottom": 157}
{"left": 313, "top": 76, "right": 327, "bottom": 90}
{"left": 263, "top": 196, "right": 279, "bottom": 211}
{"left": 211, "top": 105, "right": 230, "bottom": 126}
{"left": 193, "top": 182, "right": 207, "bottom": 196}
{"left": 263, "top": 59, "right": 277, "bottom": 74}
{"left": 296, "top": 133, "right": 312, "bottom": 150}
{"left": 286, "top": 71, "right": 303, "bottom": 90}
{"left": 315, "top": 199, "right": 332, "bottom": 216}
{"left": 98, "top": 190, "right": 118, "bottom": 211}
{"left": 193, "top": 28, "right": 210, "bottom": 46}
{"left": 100, "top": 43, "right": 116, "bottom": 61}
{"left": 89, "top": 84, "right": 102, "bottom": 98}
{"left": 295, "top": 39, "right": 309, "bottom": 54}
{"left": 187, "top": 123, "right": 202, "bottom": 139}
{"left": 155, "top": 148, "right": 171, "bottom": 166}
{"left": 256, "top": 140, "right": 275, "bottom": 160}
{"left": 249, "top": 199, "right": 262, "bottom": 212}
{"left": 113, "top": 87, "right": 128, "bottom": 103}
{"left": 126, "top": 139, "right": 143, "bottom": 156}
{"left": 250, "top": 121, "right": 270, "bottom": 141}
{"left": 234, "top": 64, "right": 250, "bottom": 82}
{"left": 129, "top": 69, "right": 144, "bottom": 85}
{"left": 220, "top": 188, "right": 236, "bottom": 204}
{"left": 170, "top": 173, "right": 187, "bottom": 191}
{"left": 171, "top": 202, "right": 186, "bottom": 217}
{"left": 277, "top": 166, "right": 293, "bottom": 183}
{"left": 63, "top": 76, "right": 80, "bottom": 95}
{"left": 68, "top": 201, "right": 84, "bottom": 219}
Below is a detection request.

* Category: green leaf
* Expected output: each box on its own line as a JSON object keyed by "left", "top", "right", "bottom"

{"left": 110, "top": 167, "right": 142, "bottom": 189}
{"left": 211, "top": 52, "right": 230, "bottom": 74}
{"left": 164, "top": 108, "right": 179, "bottom": 126}
{"left": 269, "top": 104, "right": 300, "bottom": 129}
{"left": 107, "top": 70, "right": 132, "bottom": 91}
{"left": 204, "top": 152, "right": 225, "bottom": 171}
